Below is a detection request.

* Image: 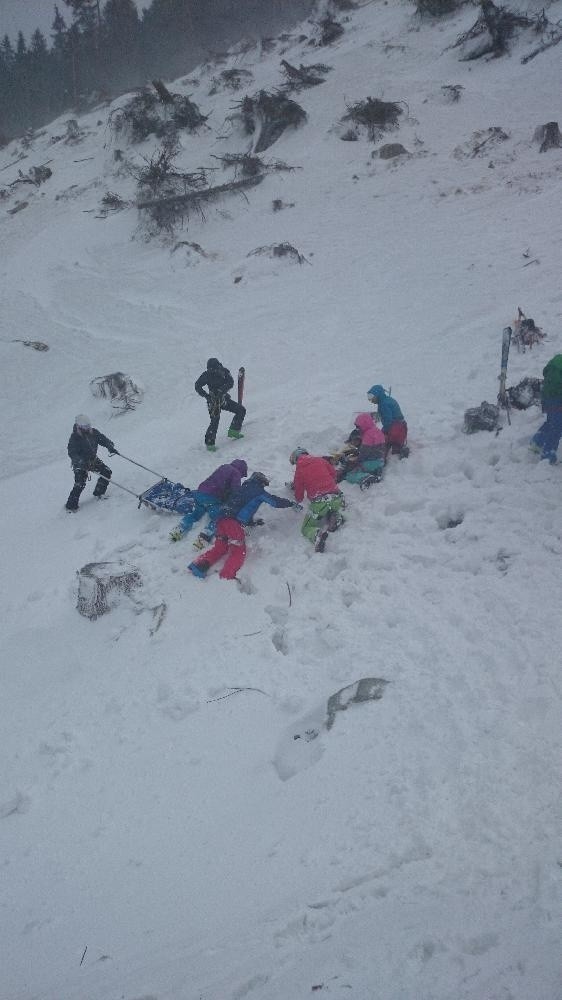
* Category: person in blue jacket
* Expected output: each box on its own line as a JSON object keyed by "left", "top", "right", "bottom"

{"left": 188, "top": 472, "right": 300, "bottom": 579}
{"left": 367, "top": 384, "right": 409, "bottom": 457}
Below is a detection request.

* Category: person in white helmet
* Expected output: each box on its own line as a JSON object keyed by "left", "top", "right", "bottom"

{"left": 65, "top": 414, "right": 118, "bottom": 511}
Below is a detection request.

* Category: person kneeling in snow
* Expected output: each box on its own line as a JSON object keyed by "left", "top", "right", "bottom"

{"left": 169, "top": 459, "right": 248, "bottom": 541}
{"left": 65, "top": 414, "right": 118, "bottom": 511}
{"left": 529, "top": 354, "right": 562, "bottom": 464}
{"left": 188, "top": 472, "right": 299, "bottom": 580}
{"left": 367, "top": 384, "right": 409, "bottom": 458}
{"left": 336, "top": 412, "right": 386, "bottom": 486}
{"left": 290, "top": 448, "right": 345, "bottom": 553}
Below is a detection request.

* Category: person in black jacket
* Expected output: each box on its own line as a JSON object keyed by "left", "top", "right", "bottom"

{"left": 194, "top": 357, "right": 246, "bottom": 451}
{"left": 65, "top": 414, "right": 118, "bottom": 511}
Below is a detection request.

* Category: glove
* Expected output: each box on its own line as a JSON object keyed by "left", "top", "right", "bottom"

{"left": 169, "top": 527, "right": 183, "bottom": 542}
{"left": 108, "top": 447, "right": 118, "bottom": 456}
{"left": 292, "top": 502, "right": 304, "bottom": 511}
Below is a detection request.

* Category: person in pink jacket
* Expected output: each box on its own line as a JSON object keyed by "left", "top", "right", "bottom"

{"left": 290, "top": 448, "right": 345, "bottom": 552}
{"left": 337, "top": 412, "right": 386, "bottom": 486}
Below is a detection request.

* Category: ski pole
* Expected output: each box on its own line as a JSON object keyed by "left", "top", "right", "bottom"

{"left": 115, "top": 453, "right": 170, "bottom": 481}
{"left": 98, "top": 476, "right": 141, "bottom": 500}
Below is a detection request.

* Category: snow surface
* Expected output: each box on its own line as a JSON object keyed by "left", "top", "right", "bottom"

{"left": 1, "top": 3, "right": 562, "bottom": 999}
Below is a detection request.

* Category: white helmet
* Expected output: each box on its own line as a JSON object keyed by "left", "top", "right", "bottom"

{"left": 75, "top": 414, "right": 92, "bottom": 430}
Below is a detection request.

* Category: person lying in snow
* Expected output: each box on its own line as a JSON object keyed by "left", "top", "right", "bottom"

{"left": 65, "top": 414, "right": 118, "bottom": 511}
{"left": 290, "top": 448, "right": 344, "bottom": 553}
{"left": 169, "top": 459, "right": 248, "bottom": 541}
{"left": 194, "top": 357, "right": 245, "bottom": 451}
{"left": 334, "top": 412, "right": 386, "bottom": 486}
{"left": 188, "top": 472, "right": 299, "bottom": 580}
{"left": 529, "top": 353, "right": 562, "bottom": 465}
{"left": 366, "top": 384, "right": 409, "bottom": 458}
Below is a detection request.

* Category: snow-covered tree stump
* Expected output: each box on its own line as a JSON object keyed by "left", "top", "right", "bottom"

{"left": 535, "top": 121, "right": 561, "bottom": 153}
{"left": 77, "top": 561, "right": 142, "bottom": 620}
{"left": 90, "top": 372, "right": 143, "bottom": 412}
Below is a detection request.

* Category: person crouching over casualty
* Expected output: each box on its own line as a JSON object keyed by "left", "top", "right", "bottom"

{"left": 289, "top": 448, "right": 344, "bottom": 553}
{"left": 367, "top": 384, "right": 409, "bottom": 458}
{"left": 188, "top": 472, "right": 300, "bottom": 580}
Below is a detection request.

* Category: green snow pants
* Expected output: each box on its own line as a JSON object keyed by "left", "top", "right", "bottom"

{"left": 301, "top": 493, "right": 345, "bottom": 544}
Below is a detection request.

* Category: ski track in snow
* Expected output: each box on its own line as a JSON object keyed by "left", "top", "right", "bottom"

{"left": 1, "top": 3, "right": 562, "bottom": 999}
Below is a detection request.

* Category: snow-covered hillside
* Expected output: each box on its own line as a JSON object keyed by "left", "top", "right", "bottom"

{"left": 1, "top": 3, "right": 561, "bottom": 999}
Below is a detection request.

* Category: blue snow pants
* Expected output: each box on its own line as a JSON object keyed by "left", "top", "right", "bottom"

{"left": 531, "top": 404, "right": 562, "bottom": 464}
{"left": 177, "top": 491, "right": 222, "bottom": 535}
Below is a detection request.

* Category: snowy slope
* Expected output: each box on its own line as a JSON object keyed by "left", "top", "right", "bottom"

{"left": 1, "top": 3, "right": 561, "bottom": 999}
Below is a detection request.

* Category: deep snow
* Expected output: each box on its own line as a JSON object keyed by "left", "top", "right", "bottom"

{"left": 1, "top": 3, "right": 561, "bottom": 999}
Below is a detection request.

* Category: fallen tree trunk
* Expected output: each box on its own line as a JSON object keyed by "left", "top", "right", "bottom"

{"left": 521, "top": 30, "right": 562, "bottom": 64}
{"left": 137, "top": 174, "right": 263, "bottom": 210}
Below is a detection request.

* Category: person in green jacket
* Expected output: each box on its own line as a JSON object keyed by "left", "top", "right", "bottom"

{"left": 529, "top": 354, "right": 562, "bottom": 464}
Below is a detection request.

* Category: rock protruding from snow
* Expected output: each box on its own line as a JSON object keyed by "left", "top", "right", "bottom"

{"left": 325, "top": 677, "right": 389, "bottom": 729}
{"left": 376, "top": 143, "right": 410, "bottom": 160}
{"left": 463, "top": 401, "right": 500, "bottom": 434}
{"left": 76, "top": 561, "right": 142, "bottom": 620}
{"left": 274, "top": 677, "right": 389, "bottom": 780}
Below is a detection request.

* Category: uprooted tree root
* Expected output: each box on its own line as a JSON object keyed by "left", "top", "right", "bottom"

{"left": 451, "top": 0, "right": 540, "bottom": 59}
{"left": 280, "top": 59, "right": 332, "bottom": 92}
{"left": 247, "top": 242, "right": 311, "bottom": 265}
{"left": 209, "top": 68, "right": 254, "bottom": 94}
{"left": 171, "top": 241, "right": 217, "bottom": 260}
{"left": 314, "top": 14, "right": 345, "bottom": 46}
{"left": 414, "top": 0, "right": 465, "bottom": 16}
{"left": 9, "top": 164, "right": 52, "bottom": 188}
{"left": 228, "top": 90, "right": 307, "bottom": 153}
{"left": 211, "top": 152, "right": 299, "bottom": 179}
{"left": 100, "top": 191, "right": 128, "bottom": 212}
{"left": 134, "top": 141, "right": 210, "bottom": 197}
{"left": 341, "top": 97, "right": 404, "bottom": 141}
{"left": 109, "top": 86, "right": 207, "bottom": 143}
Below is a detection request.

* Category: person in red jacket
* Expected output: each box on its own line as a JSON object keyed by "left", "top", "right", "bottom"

{"left": 290, "top": 448, "right": 345, "bottom": 552}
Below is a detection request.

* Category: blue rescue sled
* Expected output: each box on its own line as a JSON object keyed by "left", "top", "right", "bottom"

{"left": 138, "top": 479, "right": 195, "bottom": 515}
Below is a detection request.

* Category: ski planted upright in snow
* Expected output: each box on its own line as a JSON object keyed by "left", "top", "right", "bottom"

{"left": 498, "top": 326, "right": 512, "bottom": 425}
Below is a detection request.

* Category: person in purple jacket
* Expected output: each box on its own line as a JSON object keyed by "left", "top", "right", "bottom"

{"left": 169, "top": 459, "right": 247, "bottom": 541}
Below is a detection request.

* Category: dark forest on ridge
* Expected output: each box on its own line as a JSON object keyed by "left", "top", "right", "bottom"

{"left": 0, "top": 0, "right": 313, "bottom": 141}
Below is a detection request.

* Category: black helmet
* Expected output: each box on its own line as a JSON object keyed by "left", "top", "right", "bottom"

{"left": 207, "top": 357, "right": 221, "bottom": 370}
{"left": 250, "top": 471, "right": 270, "bottom": 486}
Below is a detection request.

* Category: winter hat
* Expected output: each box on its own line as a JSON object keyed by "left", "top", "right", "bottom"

{"left": 231, "top": 459, "right": 248, "bottom": 477}
{"left": 290, "top": 447, "right": 308, "bottom": 465}
{"left": 75, "top": 414, "right": 92, "bottom": 429}
{"left": 207, "top": 357, "right": 221, "bottom": 370}
{"left": 250, "top": 471, "right": 270, "bottom": 486}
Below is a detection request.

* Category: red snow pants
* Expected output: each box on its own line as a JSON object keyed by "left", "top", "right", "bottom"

{"left": 385, "top": 419, "right": 408, "bottom": 454}
{"left": 194, "top": 517, "right": 246, "bottom": 579}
